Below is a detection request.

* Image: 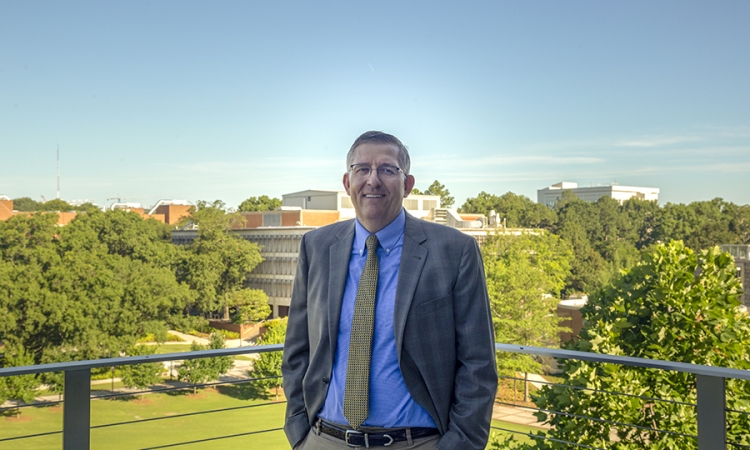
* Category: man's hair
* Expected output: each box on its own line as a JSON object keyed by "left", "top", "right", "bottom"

{"left": 347, "top": 131, "right": 411, "bottom": 175}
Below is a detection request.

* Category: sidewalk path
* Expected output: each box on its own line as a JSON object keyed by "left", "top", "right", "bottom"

{"left": 165, "top": 330, "right": 257, "bottom": 348}
{"left": 492, "top": 403, "right": 548, "bottom": 429}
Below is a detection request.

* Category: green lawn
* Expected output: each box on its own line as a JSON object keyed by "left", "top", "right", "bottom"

{"left": 1, "top": 384, "right": 287, "bottom": 449}
{"left": 1, "top": 388, "right": 539, "bottom": 449}
{"left": 150, "top": 344, "right": 194, "bottom": 354}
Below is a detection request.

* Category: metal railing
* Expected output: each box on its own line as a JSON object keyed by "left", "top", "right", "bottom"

{"left": 0, "top": 343, "right": 748, "bottom": 449}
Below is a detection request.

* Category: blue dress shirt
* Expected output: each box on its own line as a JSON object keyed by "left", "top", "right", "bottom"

{"left": 319, "top": 209, "right": 436, "bottom": 428}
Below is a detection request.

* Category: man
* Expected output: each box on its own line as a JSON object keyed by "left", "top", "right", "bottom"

{"left": 282, "top": 131, "right": 497, "bottom": 449}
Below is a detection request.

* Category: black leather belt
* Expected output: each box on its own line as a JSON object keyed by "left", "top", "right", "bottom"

{"left": 314, "top": 418, "right": 439, "bottom": 448}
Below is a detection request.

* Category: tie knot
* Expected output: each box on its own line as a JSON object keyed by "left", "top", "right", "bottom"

{"left": 365, "top": 234, "right": 379, "bottom": 253}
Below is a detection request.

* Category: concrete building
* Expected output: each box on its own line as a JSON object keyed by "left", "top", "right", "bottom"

{"left": 537, "top": 182, "right": 659, "bottom": 207}
{"left": 720, "top": 245, "right": 750, "bottom": 308}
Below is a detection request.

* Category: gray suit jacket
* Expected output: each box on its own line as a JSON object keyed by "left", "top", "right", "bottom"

{"left": 282, "top": 213, "right": 497, "bottom": 449}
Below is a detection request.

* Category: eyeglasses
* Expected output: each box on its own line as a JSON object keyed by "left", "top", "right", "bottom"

{"left": 349, "top": 164, "right": 404, "bottom": 178}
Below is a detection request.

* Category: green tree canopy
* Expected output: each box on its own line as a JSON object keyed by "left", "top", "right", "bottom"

{"left": 177, "top": 200, "right": 264, "bottom": 318}
{"left": 120, "top": 344, "right": 163, "bottom": 396}
{"left": 460, "top": 191, "right": 556, "bottom": 229}
{"left": 499, "top": 241, "right": 750, "bottom": 449}
{"left": 237, "top": 195, "right": 282, "bottom": 212}
{"left": 177, "top": 333, "right": 234, "bottom": 392}
{"left": 482, "top": 231, "right": 573, "bottom": 375}
{"left": 418, "top": 180, "right": 455, "bottom": 209}
{"left": 11, "top": 197, "right": 100, "bottom": 213}
{"left": 249, "top": 318, "right": 287, "bottom": 398}
{"left": 0, "top": 211, "right": 193, "bottom": 382}
{"left": 228, "top": 289, "right": 271, "bottom": 323}
{"left": 10, "top": 197, "right": 43, "bottom": 212}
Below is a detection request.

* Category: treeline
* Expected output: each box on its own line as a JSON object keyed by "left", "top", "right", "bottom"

{"left": 460, "top": 191, "right": 750, "bottom": 293}
{"left": 0, "top": 201, "right": 268, "bottom": 377}
{"left": 10, "top": 197, "right": 100, "bottom": 213}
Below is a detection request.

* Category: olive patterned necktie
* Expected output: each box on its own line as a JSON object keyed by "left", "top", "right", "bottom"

{"left": 343, "top": 234, "right": 379, "bottom": 430}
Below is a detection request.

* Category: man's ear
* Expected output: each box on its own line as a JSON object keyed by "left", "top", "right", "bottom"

{"left": 343, "top": 172, "right": 351, "bottom": 195}
{"left": 404, "top": 174, "right": 416, "bottom": 197}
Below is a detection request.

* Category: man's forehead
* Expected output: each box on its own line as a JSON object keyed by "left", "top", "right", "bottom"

{"left": 351, "top": 142, "right": 400, "bottom": 162}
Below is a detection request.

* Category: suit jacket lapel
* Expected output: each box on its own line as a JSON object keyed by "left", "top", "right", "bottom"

{"left": 394, "top": 214, "right": 428, "bottom": 352}
{"left": 328, "top": 221, "right": 355, "bottom": 357}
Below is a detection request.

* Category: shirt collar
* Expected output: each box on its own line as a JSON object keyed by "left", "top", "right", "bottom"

{"left": 354, "top": 208, "right": 406, "bottom": 257}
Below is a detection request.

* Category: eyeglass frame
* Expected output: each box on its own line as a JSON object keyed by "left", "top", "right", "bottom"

{"left": 348, "top": 163, "right": 405, "bottom": 178}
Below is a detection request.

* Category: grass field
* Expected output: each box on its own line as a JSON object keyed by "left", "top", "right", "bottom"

{"left": 1, "top": 385, "right": 538, "bottom": 449}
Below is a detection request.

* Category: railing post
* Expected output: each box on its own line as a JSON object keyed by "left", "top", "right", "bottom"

{"left": 696, "top": 374, "right": 726, "bottom": 450}
{"left": 63, "top": 368, "right": 91, "bottom": 450}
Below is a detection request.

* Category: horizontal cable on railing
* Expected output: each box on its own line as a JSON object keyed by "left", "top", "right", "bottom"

{"left": 498, "top": 374, "right": 697, "bottom": 408}
{"left": 531, "top": 405, "right": 698, "bottom": 441}
{"left": 92, "top": 400, "right": 283, "bottom": 429}
{"left": 0, "top": 429, "right": 62, "bottom": 443}
{"left": 0, "top": 398, "right": 62, "bottom": 413}
{"left": 726, "top": 407, "right": 750, "bottom": 417}
{"left": 90, "top": 374, "right": 282, "bottom": 401}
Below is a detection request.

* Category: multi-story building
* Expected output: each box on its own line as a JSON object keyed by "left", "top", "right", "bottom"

{"left": 537, "top": 181, "right": 659, "bottom": 207}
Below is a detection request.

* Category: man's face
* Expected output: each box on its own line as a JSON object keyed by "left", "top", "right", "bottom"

{"left": 343, "top": 142, "right": 415, "bottom": 233}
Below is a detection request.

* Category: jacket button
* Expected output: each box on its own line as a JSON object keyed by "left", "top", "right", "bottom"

{"left": 323, "top": 377, "right": 330, "bottom": 384}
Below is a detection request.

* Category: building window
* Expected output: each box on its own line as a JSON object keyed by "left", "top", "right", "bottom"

{"left": 423, "top": 200, "right": 437, "bottom": 210}
{"left": 403, "top": 199, "right": 418, "bottom": 210}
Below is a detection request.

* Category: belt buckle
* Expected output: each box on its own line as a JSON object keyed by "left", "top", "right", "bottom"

{"left": 345, "top": 429, "right": 366, "bottom": 448}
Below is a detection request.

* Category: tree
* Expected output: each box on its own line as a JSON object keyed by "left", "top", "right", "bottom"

{"left": 460, "top": 191, "right": 556, "bottom": 229}
{"left": 482, "top": 231, "right": 573, "bottom": 396}
{"left": 0, "top": 211, "right": 192, "bottom": 391}
{"left": 177, "top": 333, "right": 234, "bottom": 393}
{"left": 120, "top": 344, "right": 163, "bottom": 398}
{"left": 178, "top": 200, "right": 263, "bottom": 319}
{"left": 39, "top": 199, "right": 74, "bottom": 212}
{"left": 249, "top": 318, "right": 287, "bottom": 399}
{"left": 238, "top": 195, "right": 282, "bottom": 212}
{"left": 498, "top": 242, "right": 750, "bottom": 449}
{"left": 420, "top": 180, "right": 455, "bottom": 209}
{"left": 553, "top": 195, "right": 609, "bottom": 293}
{"left": 730, "top": 204, "right": 750, "bottom": 244}
{"left": 11, "top": 197, "right": 43, "bottom": 211}
{"left": 0, "top": 345, "right": 39, "bottom": 413}
{"left": 228, "top": 289, "right": 271, "bottom": 323}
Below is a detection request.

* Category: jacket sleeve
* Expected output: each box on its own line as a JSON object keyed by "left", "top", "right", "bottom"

{"left": 438, "top": 237, "right": 498, "bottom": 450}
{"left": 282, "top": 234, "right": 312, "bottom": 448}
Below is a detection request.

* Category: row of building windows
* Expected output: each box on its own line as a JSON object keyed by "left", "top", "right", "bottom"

{"left": 240, "top": 234, "right": 303, "bottom": 253}
{"left": 252, "top": 257, "right": 298, "bottom": 276}
{"left": 246, "top": 278, "right": 294, "bottom": 298}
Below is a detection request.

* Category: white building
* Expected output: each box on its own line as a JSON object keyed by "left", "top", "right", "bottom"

{"left": 282, "top": 189, "right": 440, "bottom": 220}
{"left": 537, "top": 182, "right": 659, "bottom": 207}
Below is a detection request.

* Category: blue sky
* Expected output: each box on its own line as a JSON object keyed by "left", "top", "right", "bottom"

{"left": 1, "top": 1, "right": 748, "bottom": 209}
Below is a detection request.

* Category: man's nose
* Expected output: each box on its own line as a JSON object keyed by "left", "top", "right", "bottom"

{"left": 366, "top": 169, "right": 382, "bottom": 186}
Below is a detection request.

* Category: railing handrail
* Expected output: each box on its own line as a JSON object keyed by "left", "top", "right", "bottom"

{"left": 0, "top": 343, "right": 284, "bottom": 377}
{"left": 495, "top": 343, "right": 750, "bottom": 380}
{"left": 1, "top": 342, "right": 748, "bottom": 381}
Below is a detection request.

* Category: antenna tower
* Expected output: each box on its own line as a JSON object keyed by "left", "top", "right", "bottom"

{"left": 56, "top": 144, "right": 60, "bottom": 200}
